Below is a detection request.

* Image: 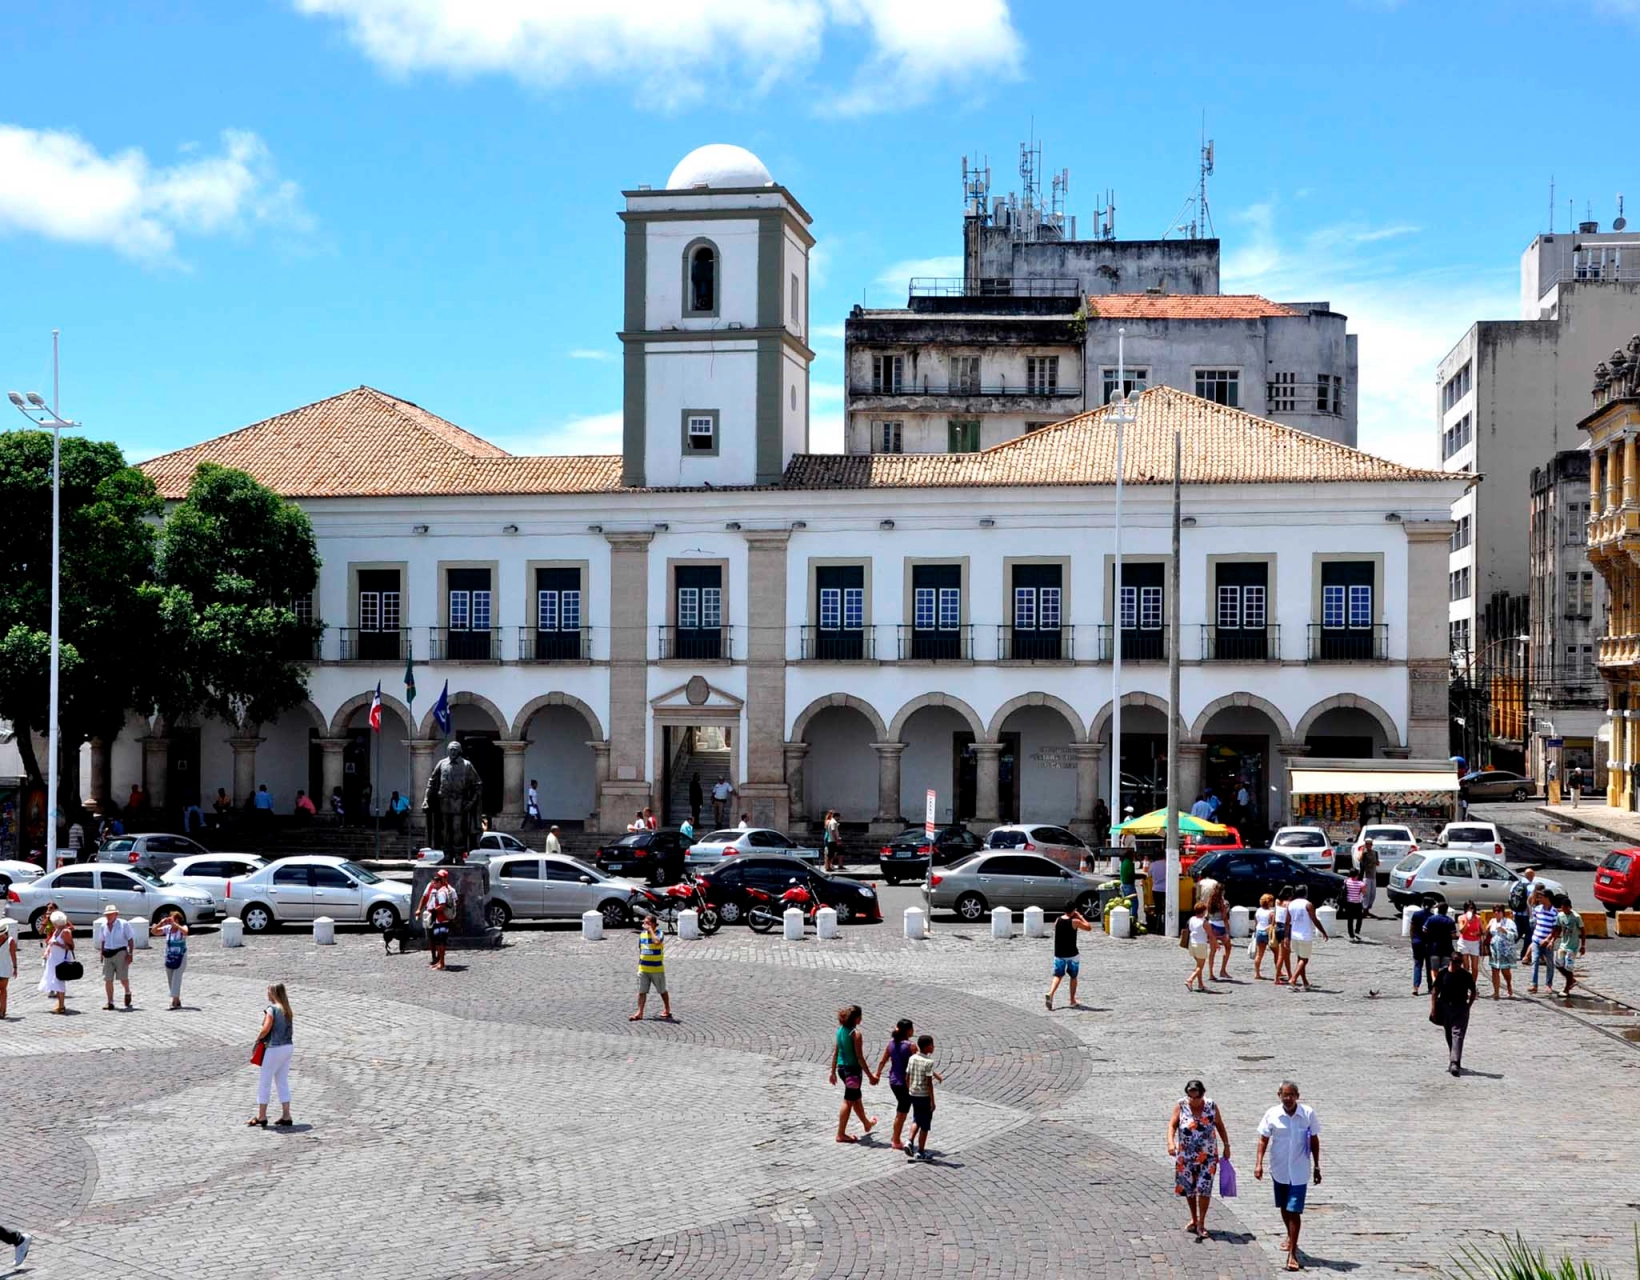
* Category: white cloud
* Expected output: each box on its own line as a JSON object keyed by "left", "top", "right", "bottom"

{"left": 809, "top": 241, "right": 830, "bottom": 290}
{"left": 811, "top": 381, "right": 845, "bottom": 405}
{"left": 0, "top": 125, "right": 309, "bottom": 264}
{"left": 812, "top": 322, "right": 847, "bottom": 342}
{"left": 568, "top": 348, "right": 614, "bottom": 362}
{"left": 293, "top": 0, "right": 1022, "bottom": 114}
{"left": 526, "top": 410, "right": 624, "bottom": 455}
{"left": 1222, "top": 199, "right": 1515, "bottom": 468}
{"left": 872, "top": 254, "right": 963, "bottom": 302}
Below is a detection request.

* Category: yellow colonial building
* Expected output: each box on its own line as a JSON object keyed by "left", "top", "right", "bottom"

{"left": 1586, "top": 336, "right": 1640, "bottom": 806}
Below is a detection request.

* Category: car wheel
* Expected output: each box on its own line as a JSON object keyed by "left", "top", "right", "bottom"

{"left": 1511, "top": 787, "right": 1529, "bottom": 802}
{"left": 600, "top": 898, "right": 631, "bottom": 928}
{"left": 833, "top": 900, "right": 854, "bottom": 924}
{"left": 485, "top": 900, "right": 511, "bottom": 928}
{"left": 241, "top": 903, "right": 275, "bottom": 933}
{"left": 883, "top": 876, "right": 900, "bottom": 887}
{"left": 152, "top": 905, "right": 182, "bottom": 925}
{"left": 1074, "top": 892, "right": 1099, "bottom": 916}
{"left": 29, "top": 909, "right": 49, "bottom": 938}
{"left": 718, "top": 899, "right": 743, "bottom": 925}
{"left": 955, "top": 892, "right": 987, "bottom": 922}
{"left": 368, "top": 903, "right": 401, "bottom": 932}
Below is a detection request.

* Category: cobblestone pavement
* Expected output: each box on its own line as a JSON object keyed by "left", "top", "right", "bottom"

{"left": 1, "top": 911, "right": 1637, "bottom": 1278}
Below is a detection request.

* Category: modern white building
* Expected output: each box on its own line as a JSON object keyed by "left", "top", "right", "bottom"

{"left": 109, "top": 144, "right": 1463, "bottom": 839}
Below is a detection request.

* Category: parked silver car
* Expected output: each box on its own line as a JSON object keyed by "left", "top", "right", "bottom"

{"left": 923, "top": 852, "right": 1103, "bottom": 922}
{"left": 684, "top": 828, "right": 821, "bottom": 870}
{"left": 225, "top": 856, "right": 411, "bottom": 932}
{"left": 162, "top": 853, "right": 268, "bottom": 903}
{"left": 1386, "top": 851, "right": 1562, "bottom": 911}
{"left": 414, "top": 831, "right": 533, "bottom": 866}
{"left": 7, "top": 864, "right": 218, "bottom": 935}
{"left": 483, "top": 854, "right": 647, "bottom": 928}
{"left": 97, "top": 833, "right": 215, "bottom": 874}
{"left": 984, "top": 825, "right": 1093, "bottom": 871}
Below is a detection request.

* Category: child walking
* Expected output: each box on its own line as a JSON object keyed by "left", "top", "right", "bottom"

{"left": 1343, "top": 867, "right": 1365, "bottom": 941}
{"left": 904, "top": 1033, "right": 943, "bottom": 1161}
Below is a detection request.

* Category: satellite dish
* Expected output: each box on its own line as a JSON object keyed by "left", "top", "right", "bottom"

{"left": 1615, "top": 216, "right": 1628, "bottom": 231}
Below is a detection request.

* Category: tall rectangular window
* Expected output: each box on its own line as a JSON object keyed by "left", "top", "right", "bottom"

{"left": 910, "top": 564, "right": 962, "bottom": 659}
{"left": 1268, "top": 371, "right": 1297, "bottom": 413}
{"left": 947, "top": 419, "right": 981, "bottom": 452}
{"left": 1010, "top": 564, "right": 1064, "bottom": 660}
{"left": 875, "top": 421, "right": 903, "bottom": 454}
{"left": 673, "top": 564, "right": 724, "bottom": 660}
{"left": 1115, "top": 562, "right": 1165, "bottom": 659}
{"left": 1026, "top": 356, "right": 1058, "bottom": 395}
{"left": 950, "top": 356, "right": 981, "bottom": 393}
{"left": 872, "top": 354, "right": 904, "bottom": 394}
{"left": 355, "top": 568, "right": 402, "bottom": 661}
{"left": 1319, "top": 561, "right": 1375, "bottom": 659}
{"left": 292, "top": 592, "right": 314, "bottom": 628}
{"left": 1316, "top": 374, "right": 1342, "bottom": 414}
{"left": 819, "top": 588, "right": 841, "bottom": 630}
{"left": 790, "top": 273, "right": 800, "bottom": 325}
{"left": 445, "top": 567, "right": 493, "bottom": 660}
{"left": 1194, "top": 368, "right": 1240, "bottom": 407}
{"left": 685, "top": 413, "right": 716, "bottom": 453}
{"left": 534, "top": 567, "right": 583, "bottom": 660}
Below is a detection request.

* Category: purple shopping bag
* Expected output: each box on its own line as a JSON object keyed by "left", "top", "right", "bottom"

{"left": 1218, "top": 1156, "right": 1238, "bottom": 1198}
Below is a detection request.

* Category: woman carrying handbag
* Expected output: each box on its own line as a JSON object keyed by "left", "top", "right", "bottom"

{"left": 38, "top": 912, "right": 76, "bottom": 1015}
{"left": 248, "top": 983, "right": 296, "bottom": 1128}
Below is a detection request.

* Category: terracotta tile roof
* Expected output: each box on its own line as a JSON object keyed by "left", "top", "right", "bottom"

{"left": 780, "top": 386, "right": 1449, "bottom": 490}
{"left": 1086, "top": 293, "right": 1300, "bottom": 319}
{"left": 140, "top": 387, "right": 625, "bottom": 499}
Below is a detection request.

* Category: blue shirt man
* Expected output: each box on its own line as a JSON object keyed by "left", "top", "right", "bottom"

{"left": 253, "top": 786, "right": 274, "bottom": 812}
{"left": 1190, "top": 796, "right": 1214, "bottom": 820}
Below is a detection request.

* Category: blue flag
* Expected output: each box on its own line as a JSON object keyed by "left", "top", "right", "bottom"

{"left": 432, "top": 680, "right": 451, "bottom": 734}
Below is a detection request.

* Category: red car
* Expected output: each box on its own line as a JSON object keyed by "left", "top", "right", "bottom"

{"left": 1180, "top": 829, "right": 1243, "bottom": 876}
{"left": 1594, "top": 848, "right": 1640, "bottom": 913}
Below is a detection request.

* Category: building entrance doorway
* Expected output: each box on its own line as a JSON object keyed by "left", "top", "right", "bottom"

{"left": 661, "top": 723, "right": 733, "bottom": 826}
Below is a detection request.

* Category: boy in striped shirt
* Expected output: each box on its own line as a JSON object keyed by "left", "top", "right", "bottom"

{"left": 631, "top": 914, "right": 672, "bottom": 1021}
{"left": 1528, "top": 888, "right": 1558, "bottom": 994}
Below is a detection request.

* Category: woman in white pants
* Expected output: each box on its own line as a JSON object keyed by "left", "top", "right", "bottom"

{"left": 248, "top": 983, "right": 295, "bottom": 1127}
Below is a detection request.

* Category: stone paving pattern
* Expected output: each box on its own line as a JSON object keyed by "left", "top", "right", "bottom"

{"left": 2, "top": 908, "right": 1638, "bottom": 1278}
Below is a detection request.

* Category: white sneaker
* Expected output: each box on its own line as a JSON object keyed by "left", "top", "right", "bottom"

{"left": 14, "top": 1233, "right": 30, "bottom": 1264}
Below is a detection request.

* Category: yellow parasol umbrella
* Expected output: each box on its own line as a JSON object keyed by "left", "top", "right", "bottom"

{"left": 1112, "top": 808, "right": 1231, "bottom": 837}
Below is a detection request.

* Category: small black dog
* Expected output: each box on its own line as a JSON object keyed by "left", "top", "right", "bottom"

{"left": 381, "top": 920, "right": 417, "bottom": 954}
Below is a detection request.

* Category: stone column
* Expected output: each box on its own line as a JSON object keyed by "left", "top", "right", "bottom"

{"left": 1175, "top": 742, "right": 1206, "bottom": 813}
{"left": 782, "top": 742, "right": 810, "bottom": 825}
{"left": 603, "top": 532, "right": 655, "bottom": 826}
{"left": 1626, "top": 436, "right": 1639, "bottom": 507}
{"left": 588, "top": 740, "right": 611, "bottom": 831}
{"left": 740, "top": 530, "right": 792, "bottom": 831}
{"left": 1593, "top": 448, "right": 1606, "bottom": 515}
{"left": 498, "top": 740, "right": 530, "bottom": 828}
{"left": 972, "top": 742, "right": 1002, "bottom": 827}
{"left": 87, "top": 736, "right": 113, "bottom": 813}
{"left": 871, "top": 741, "right": 906, "bottom": 832}
{"left": 1404, "top": 518, "right": 1458, "bottom": 759}
{"left": 318, "top": 737, "right": 349, "bottom": 811}
{"left": 140, "top": 736, "right": 170, "bottom": 811}
{"left": 1070, "top": 741, "right": 1103, "bottom": 839}
{"left": 228, "top": 734, "right": 263, "bottom": 809}
{"left": 1608, "top": 445, "right": 1623, "bottom": 513}
{"left": 407, "top": 739, "right": 437, "bottom": 839}
{"left": 1276, "top": 741, "right": 1310, "bottom": 825}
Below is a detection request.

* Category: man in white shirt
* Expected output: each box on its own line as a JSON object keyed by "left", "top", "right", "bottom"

{"left": 525, "top": 780, "right": 541, "bottom": 829}
{"left": 737, "top": 813, "right": 751, "bottom": 831}
{"left": 1286, "top": 888, "right": 1328, "bottom": 991}
{"left": 1255, "top": 1080, "right": 1322, "bottom": 1272}
{"left": 544, "top": 824, "right": 562, "bottom": 857}
{"left": 711, "top": 778, "right": 734, "bottom": 829}
{"left": 93, "top": 905, "right": 136, "bottom": 1010}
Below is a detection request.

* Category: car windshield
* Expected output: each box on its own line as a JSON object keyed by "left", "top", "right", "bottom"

{"left": 1362, "top": 827, "right": 1411, "bottom": 842}
{"left": 987, "top": 830, "right": 1027, "bottom": 848}
{"left": 703, "top": 831, "right": 740, "bottom": 843}
{"left": 566, "top": 858, "right": 604, "bottom": 879}
{"left": 131, "top": 867, "right": 166, "bottom": 886}
{"left": 613, "top": 834, "right": 648, "bottom": 849}
{"left": 1445, "top": 827, "right": 1493, "bottom": 844}
{"left": 1393, "top": 853, "right": 1425, "bottom": 873}
{"left": 339, "top": 861, "right": 381, "bottom": 884}
{"left": 1274, "top": 832, "right": 1325, "bottom": 847}
{"left": 1603, "top": 852, "right": 1634, "bottom": 873}
{"left": 102, "top": 838, "right": 135, "bottom": 852}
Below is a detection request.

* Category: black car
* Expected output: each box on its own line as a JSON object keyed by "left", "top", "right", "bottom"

{"left": 700, "top": 856, "right": 883, "bottom": 926}
{"left": 877, "top": 825, "right": 985, "bottom": 885}
{"left": 1188, "top": 849, "right": 1347, "bottom": 910}
{"left": 592, "top": 829, "right": 692, "bottom": 885}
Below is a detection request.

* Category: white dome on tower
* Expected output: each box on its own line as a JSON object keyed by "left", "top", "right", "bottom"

{"left": 666, "top": 144, "right": 773, "bottom": 191}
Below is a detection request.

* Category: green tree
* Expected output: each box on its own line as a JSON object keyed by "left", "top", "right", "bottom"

{"left": 156, "top": 463, "right": 321, "bottom": 729}
{"left": 0, "top": 431, "right": 161, "bottom": 785}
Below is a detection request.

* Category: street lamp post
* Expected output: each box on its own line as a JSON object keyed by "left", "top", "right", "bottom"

{"left": 1107, "top": 330, "right": 1140, "bottom": 834}
{"left": 9, "top": 330, "right": 79, "bottom": 873}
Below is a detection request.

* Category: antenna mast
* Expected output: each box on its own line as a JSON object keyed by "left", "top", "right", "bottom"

{"left": 1195, "top": 120, "right": 1215, "bottom": 239}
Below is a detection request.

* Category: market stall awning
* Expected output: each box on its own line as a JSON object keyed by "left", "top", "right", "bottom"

{"left": 1113, "top": 809, "right": 1231, "bottom": 836}
{"left": 1289, "top": 768, "right": 1458, "bottom": 795}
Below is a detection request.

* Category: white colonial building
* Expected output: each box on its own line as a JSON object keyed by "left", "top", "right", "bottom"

{"left": 116, "top": 144, "right": 1464, "bottom": 838}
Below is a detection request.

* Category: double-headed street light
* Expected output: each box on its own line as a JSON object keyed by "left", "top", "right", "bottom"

{"left": 9, "top": 330, "right": 79, "bottom": 873}
{"left": 1107, "top": 328, "right": 1140, "bottom": 830}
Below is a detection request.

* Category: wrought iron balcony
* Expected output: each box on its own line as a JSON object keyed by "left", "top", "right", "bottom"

{"left": 338, "top": 628, "right": 410, "bottom": 663}
{"left": 516, "top": 626, "right": 591, "bottom": 663}
{"left": 658, "top": 626, "right": 735, "bottom": 662}
{"left": 996, "top": 625, "right": 1072, "bottom": 662}
{"left": 799, "top": 625, "right": 877, "bottom": 661}
{"left": 896, "top": 624, "right": 973, "bottom": 661}
{"left": 1200, "top": 624, "right": 1280, "bottom": 662}
{"left": 1307, "top": 623, "right": 1388, "bottom": 661}
{"left": 429, "top": 627, "right": 501, "bottom": 662}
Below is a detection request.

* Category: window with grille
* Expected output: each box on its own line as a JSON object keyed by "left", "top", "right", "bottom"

{"left": 359, "top": 589, "right": 400, "bottom": 631}
{"left": 1026, "top": 356, "right": 1058, "bottom": 395}
{"left": 1139, "top": 586, "right": 1162, "bottom": 629}
{"left": 1101, "top": 367, "right": 1148, "bottom": 404}
{"left": 951, "top": 356, "right": 981, "bottom": 393}
{"left": 1316, "top": 374, "right": 1342, "bottom": 414}
{"left": 873, "top": 354, "right": 904, "bottom": 393}
{"left": 1349, "top": 584, "right": 1372, "bottom": 627}
{"left": 686, "top": 414, "right": 716, "bottom": 452}
{"left": 948, "top": 419, "right": 981, "bottom": 452}
{"left": 1039, "top": 586, "right": 1061, "bottom": 628}
{"left": 678, "top": 589, "right": 699, "bottom": 630}
{"left": 1120, "top": 585, "right": 1137, "bottom": 630}
{"left": 938, "top": 588, "right": 961, "bottom": 629}
{"left": 1268, "top": 372, "right": 1297, "bottom": 413}
{"left": 843, "top": 588, "right": 863, "bottom": 630}
{"left": 820, "top": 588, "right": 840, "bottom": 630}
{"left": 914, "top": 587, "right": 936, "bottom": 629}
{"left": 1323, "top": 585, "right": 1346, "bottom": 628}
{"left": 1194, "top": 368, "right": 1240, "bottom": 407}
{"left": 1566, "top": 502, "right": 1585, "bottom": 544}
{"left": 875, "top": 421, "right": 903, "bottom": 454}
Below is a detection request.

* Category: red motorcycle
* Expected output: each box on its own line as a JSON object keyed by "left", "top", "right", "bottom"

{"left": 632, "top": 875, "right": 721, "bottom": 935}
{"left": 746, "top": 880, "right": 815, "bottom": 933}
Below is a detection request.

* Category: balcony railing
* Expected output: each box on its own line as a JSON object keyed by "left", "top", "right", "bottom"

{"left": 908, "top": 276, "right": 1080, "bottom": 299}
{"left": 281, "top": 626, "right": 324, "bottom": 662}
{"left": 851, "top": 380, "right": 1081, "bottom": 398}
{"left": 516, "top": 626, "right": 591, "bottom": 663}
{"left": 338, "top": 628, "right": 410, "bottom": 663}
{"left": 1098, "top": 624, "right": 1169, "bottom": 662}
{"left": 1200, "top": 624, "right": 1280, "bottom": 662}
{"left": 658, "top": 626, "right": 734, "bottom": 662}
{"left": 1307, "top": 623, "right": 1388, "bottom": 662}
{"left": 799, "top": 625, "right": 877, "bottom": 661}
{"left": 997, "top": 625, "right": 1072, "bottom": 662}
{"left": 429, "top": 627, "right": 501, "bottom": 662}
{"left": 896, "top": 624, "right": 973, "bottom": 661}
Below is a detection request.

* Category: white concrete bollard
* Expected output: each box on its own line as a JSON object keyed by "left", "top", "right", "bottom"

{"left": 783, "top": 907, "right": 805, "bottom": 940}
{"left": 220, "top": 916, "right": 244, "bottom": 947}
{"left": 1229, "top": 905, "right": 1250, "bottom": 939}
{"left": 1402, "top": 904, "right": 1418, "bottom": 937}
{"left": 1315, "top": 904, "right": 1337, "bottom": 938}
{"left": 678, "top": 908, "right": 701, "bottom": 940}
{"left": 903, "top": 906, "right": 927, "bottom": 940}
{"left": 313, "top": 916, "right": 336, "bottom": 945}
{"left": 815, "top": 906, "right": 839, "bottom": 939}
{"left": 128, "top": 918, "right": 151, "bottom": 949}
{"left": 991, "top": 905, "right": 1012, "bottom": 939}
{"left": 1023, "top": 905, "right": 1046, "bottom": 938}
{"left": 581, "top": 910, "right": 604, "bottom": 941}
{"left": 1109, "top": 905, "right": 1132, "bottom": 939}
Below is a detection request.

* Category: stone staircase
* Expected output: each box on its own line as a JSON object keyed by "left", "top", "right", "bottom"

{"left": 668, "top": 745, "right": 732, "bottom": 825}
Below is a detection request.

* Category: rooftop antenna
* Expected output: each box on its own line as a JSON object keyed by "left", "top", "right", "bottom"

{"left": 1616, "top": 194, "right": 1626, "bottom": 233}
{"left": 1548, "top": 175, "right": 1555, "bottom": 234}
{"left": 1196, "top": 115, "right": 1215, "bottom": 239}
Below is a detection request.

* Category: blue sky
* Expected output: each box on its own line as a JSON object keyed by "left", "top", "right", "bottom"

{"left": 3, "top": 0, "right": 1638, "bottom": 468}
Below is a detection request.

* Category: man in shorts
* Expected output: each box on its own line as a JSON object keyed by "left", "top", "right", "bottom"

{"left": 1286, "top": 886, "right": 1327, "bottom": 991}
{"left": 1255, "top": 1080, "right": 1322, "bottom": 1272}
{"left": 1045, "top": 907, "right": 1093, "bottom": 1010}
{"left": 632, "top": 914, "right": 672, "bottom": 1020}
{"left": 93, "top": 905, "right": 136, "bottom": 1010}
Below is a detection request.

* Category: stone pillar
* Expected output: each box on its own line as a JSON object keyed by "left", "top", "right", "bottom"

{"left": 1608, "top": 445, "right": 1623, "bottom": 513}
{"left": 871, "top": 742, "right": 906, "bottom": 832}
{"left": 1070, "top": 741, "right": 1103, "bottom": 839}
{"left": 228, "top": 734, "right": 263, "bottom": 809}
{"left": 87, "top": 736, "right": 113, "bottom": 813}
{"left": 972, "top": 742, "right": 1002, "bottom": 826}
{"left": 1276, "top": 742, "right": 1310, "bottom": 825}
{"left": 740, "top": 530, "right": 792, "bottom": 832}
{"left": 782, "top": 742, "right": 810, "bottom": 825}
{"left": 1593, "top": 448, "right": 1606, "bottom": 514}
{"left": 1404, "top": 518, "right": 1458, "bottom": 759}
{"left": 407, "top": 739, "right": 437, "bottom": 839}
{"left": 318, "top": 737, "right": 349, "bottom": 812}
{"left": 498, "top": 740, "right": 530, "bottom": 827}
{"left": 1626, "top": 436, "right": 1639, "bottom": 507}
{"left": 140, "top": 736, "right": 170, "bottom": 811}
{"left": 602, "top": 532, "right": 655, "bottom": 827}
{"left": 587, "top": 740, "right": 611, "bottom": 831}
{"left": 1176, "top": 742, "right": 1207, "bottom": 814}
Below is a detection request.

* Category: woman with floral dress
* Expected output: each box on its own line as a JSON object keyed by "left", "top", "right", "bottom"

{"left": 1167, "top": 1078, "right": 1232, "bottom": 1239}
{"left": 1486, "top": 904, "right": 1516, "bottom": 999}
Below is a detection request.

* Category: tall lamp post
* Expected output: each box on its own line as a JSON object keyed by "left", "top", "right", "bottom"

{"left": 9, "top": 331, "right": 79, "bottom": 873}
{"left": 1107, "top": 331, "right": 1140, "bottom": 833}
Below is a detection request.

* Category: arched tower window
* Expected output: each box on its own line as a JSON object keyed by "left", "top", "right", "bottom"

{"left": 683, "top": 239, "right": 718, "bottom": 317}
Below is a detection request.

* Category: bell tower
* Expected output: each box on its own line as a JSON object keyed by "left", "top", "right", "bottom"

{"left": 619, "top": 144, "right": 814, "bottom": 488}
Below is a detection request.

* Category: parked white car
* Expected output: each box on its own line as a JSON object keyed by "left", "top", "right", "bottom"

{"left": 1269, "top": 826, "right": 1335, "bottom": 872}
{"left": 684, "top": 828, "right": 820, "bottom": 870}
{"left": 162, "top": 854, "right": 268, "bottom": 903}
{"left": 984, "top": 825, "right": 1094, "bottom": 871}
{"left": 7, "top": 864, "right": 218, "bottom": 935}
{"left": 0, "top": 859, "right": 43, "bottom": 889}
{"left": 1434, "top": 822, "right": 1505, "bottom": 860}
{"left": 414, "top": 831, "right": 533, "bottom": 866}
{"left": 1350, "top": 825, "right": 1418, "bottom": 872}
{"left": 225, "top": 856, "right": 411, "bottom": 932}
{"left": 484, "top": 855, "right": 647, "bottom": 928}
{"left": 1387, "top": 851, "right": 1562, "bottom": 911}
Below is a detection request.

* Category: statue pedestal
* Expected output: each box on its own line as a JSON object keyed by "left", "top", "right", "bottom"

{"left": 409, "top": 865, "right": 503, "bottom": 950}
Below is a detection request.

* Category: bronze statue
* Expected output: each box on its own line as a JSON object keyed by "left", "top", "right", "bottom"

{"left": 425, "top": 740, "right": 482, "bottom": 860}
